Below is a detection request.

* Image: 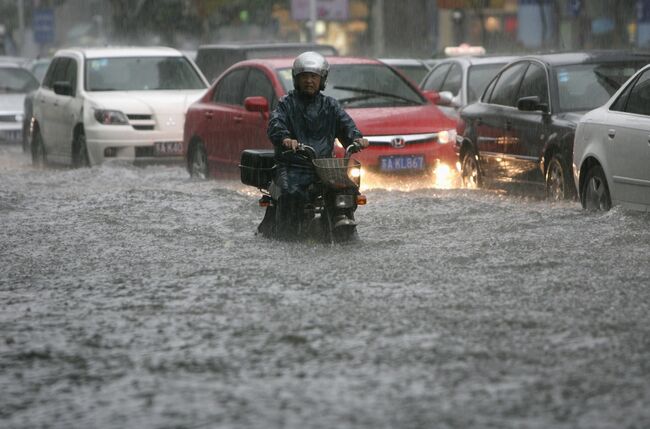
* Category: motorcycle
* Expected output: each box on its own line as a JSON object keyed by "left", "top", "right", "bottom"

{"left": 239, "top": 143, "right": 366, "bottom": 244}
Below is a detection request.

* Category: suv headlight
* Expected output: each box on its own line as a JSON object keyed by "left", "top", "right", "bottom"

{"left": 94, "top": 109, "right": 129, "bottom": 125}
{"left": 438, "top": 129, "right": 457, "bottom": 144}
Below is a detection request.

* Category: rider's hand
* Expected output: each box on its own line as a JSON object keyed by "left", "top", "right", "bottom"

{"left": 354, "top": 137, "right": 369, "bottom": 149}
{"left": 283, "top": 138, "right": 300, "bottom": 152}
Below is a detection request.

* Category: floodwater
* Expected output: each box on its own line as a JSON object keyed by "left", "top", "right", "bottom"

{"left": 1, "top": 145, "right": 649, "bottom": 429}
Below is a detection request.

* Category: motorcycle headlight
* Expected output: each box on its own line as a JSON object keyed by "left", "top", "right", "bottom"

{"left": 438, "top": 129, "right": 457, "bottom": 144}
{"left": 335, "top": 194, "right": 355, "bottom": 208}
{"left": 94, "top": 109, "right": 129, "bottom": 125}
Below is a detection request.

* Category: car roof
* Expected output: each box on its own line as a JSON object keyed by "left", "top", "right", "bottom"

{"left": 198, "top": 42, "right": 336, "bottom": 52}
{"left": 379, "top": 58, "right": 430, "bottom": 67}
{"left": 236, "top": 56, "right": 384, "bottom": 69}
{"left": 0, "top": 56, "right": 31, "bottom": 67}
{"left": 517, "top": 50, "right": 650, "bottom": 66}
{"left": 54, "top": 46, "right": 184, "bottom": 59}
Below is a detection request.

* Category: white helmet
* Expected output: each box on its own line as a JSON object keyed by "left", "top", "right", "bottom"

{"left": 292, "top": 51, "right": 329, "bottom": 91}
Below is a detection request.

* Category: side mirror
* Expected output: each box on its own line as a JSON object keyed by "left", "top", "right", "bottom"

{"left": 517, "top": 95, "right": 548, "bottom": 113}
{"left": 437, "top": 90, "right": 456, "bottom": 107}
{"left": 422, "top": 90, "right": 441, "bottom": 105}
{"left": 244, "top": 96, "right": 269, "bottom": 113}
{"left": 53, "top": 81, "right": 73, "bottom": 97}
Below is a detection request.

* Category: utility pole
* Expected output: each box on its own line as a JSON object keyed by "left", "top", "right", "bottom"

{"left": 308, "top": 0, "right": 317, "bottom": 42}
{"left": 17, "top": 0, "right": 25, "bottom": 56}
{"left": 371, "top": 0, "right": 384, "bottom": 56}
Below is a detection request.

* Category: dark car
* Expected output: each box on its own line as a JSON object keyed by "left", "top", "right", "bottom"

{"left": 194, "top": 42, "right": 338, "bottom": 83}
{"left": 456, "top": 51, "right": 650, "bottom": 200}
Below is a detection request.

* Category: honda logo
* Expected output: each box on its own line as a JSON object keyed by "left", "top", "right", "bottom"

{"left": 391, "top": 137, "right": 406, "bottom": 148}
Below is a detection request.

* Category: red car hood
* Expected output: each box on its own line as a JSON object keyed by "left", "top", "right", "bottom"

{"left": 346, "top": 104, "right": 456, "bottom": 136}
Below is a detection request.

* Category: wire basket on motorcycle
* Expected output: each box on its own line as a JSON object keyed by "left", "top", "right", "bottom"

{"left": 312, "top": 157, "right": 361, "bottom": 189}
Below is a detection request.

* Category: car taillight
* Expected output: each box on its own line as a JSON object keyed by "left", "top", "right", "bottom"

{"left": 356, "top": 194, "right": 367, "bottom": 205}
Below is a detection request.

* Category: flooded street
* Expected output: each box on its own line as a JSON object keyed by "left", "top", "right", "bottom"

{"left": 1, "top": 145, "right": 649, "bottom": 429}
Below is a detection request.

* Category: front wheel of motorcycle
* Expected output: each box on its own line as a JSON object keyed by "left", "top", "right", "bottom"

{"left": 334, "top": 225, "right": 359, "bottom": 243}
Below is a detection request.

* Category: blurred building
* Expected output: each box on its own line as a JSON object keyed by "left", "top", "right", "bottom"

{"left": 4, "top": 0, "right": 648, "bottom": 60}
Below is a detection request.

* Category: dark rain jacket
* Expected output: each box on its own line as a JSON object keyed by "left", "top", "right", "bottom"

{"left": 267, "top": 90, "right": 363, "bottom": 165}
{"left": 267, "top": 89, "right": 363, "bottom": 196}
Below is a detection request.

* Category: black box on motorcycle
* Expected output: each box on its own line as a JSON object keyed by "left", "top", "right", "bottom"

{"left": 240, "top": 149, "right": 276, "bottom": 188}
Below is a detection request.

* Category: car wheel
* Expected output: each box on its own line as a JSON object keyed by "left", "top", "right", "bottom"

{"left": 545, "top": 155, "right": 573, "bottom": 200}
{"left": 189, "top": 142, "right": 209, "bottom": 179}
{"left": 581, "top": 165, "right": 611, "bottom": 211}
{"left": 72, "top": 129, "right": 90, "bottom": 168}
{"left": 31, "top": 129, "right": 47, "bottom": 168}
{"left": 461, "top": 148, "right": 481, "bottom": 189}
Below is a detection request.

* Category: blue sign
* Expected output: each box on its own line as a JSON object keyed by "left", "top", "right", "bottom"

{"left": 33, "top": 8, "right": 55, "bottom": 44}
{"left": 638, "top": 0, "right": 650, "bottom": 22}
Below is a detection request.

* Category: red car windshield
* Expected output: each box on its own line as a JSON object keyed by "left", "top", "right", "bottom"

{"left": 277, "top": 64, "right": 425, "bottom": 108}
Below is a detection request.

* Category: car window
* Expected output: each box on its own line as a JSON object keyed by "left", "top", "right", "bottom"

{"left": 488, "top": 62, "right": 527, "bottom": 107}
{"left": 213, "top": 67, "right": 248, "bottom": 105}
{"left": 50, "top": 57, "right": 71, "bottom": 87}
{"left": 467, "top": 63, "right": 507, "bottom": 103}
{"left": 392, "top": 65, "right": 428, "bottom": 85}
{"left": 64, "top": 58, "right": 78, "bottom": 96}
{"left": 622, "top": 69, "right": 650, "bottom": 116}
{"left": 421, "top": 63, "right": 451, "bottom": 91}
{"left": 242, "top": 68, "right": 277, "bottom": 110}
{"left": 517, "top": 62, "right": 548, "bottom": 105}
{"left": 440, "top": 62, "right": 462, "bottom": 96}
{"left": 481, "top": 75, "right": 498, "bottom": 102}
{"left": 86, "top": 56, "right": 206, "bottom": 91}
{"left": 42, "top": 58, "right": 60, "bottom": 88}
{"left": 554, "top": 62, "right": 643, "bottom": 112}
{"left": 0, "top": 67, "right": 40, "bottom": 93}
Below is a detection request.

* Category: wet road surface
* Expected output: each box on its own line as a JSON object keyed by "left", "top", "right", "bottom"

{"left": 1, "top": 145, "right": 649, "bottom": 429}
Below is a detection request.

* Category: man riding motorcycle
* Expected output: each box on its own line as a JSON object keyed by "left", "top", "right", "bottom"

{"left": 267, "top": 51, "right": 369, "bottom": 239}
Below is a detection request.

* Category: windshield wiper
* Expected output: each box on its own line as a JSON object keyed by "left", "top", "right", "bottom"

{"left": 332, "top": 85, "right": 420, "bottom": 105}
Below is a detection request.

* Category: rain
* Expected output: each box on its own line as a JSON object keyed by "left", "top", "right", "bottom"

{"left": 2, "top": 1, "right": 650, "bottom": 428}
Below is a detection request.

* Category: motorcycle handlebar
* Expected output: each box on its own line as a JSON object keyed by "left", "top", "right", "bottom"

{"left": 282, "top": 141, "right": 365, "bottom": 159}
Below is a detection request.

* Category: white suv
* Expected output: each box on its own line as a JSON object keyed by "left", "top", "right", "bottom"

{"left": 31, "top": 46, "right": 208, "bottom": 167}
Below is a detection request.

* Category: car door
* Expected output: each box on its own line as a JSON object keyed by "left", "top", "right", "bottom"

{"left": 47, "top": 57, "right": 76, "bottom": 161}
{"left": 204, "top": 67, "right": 248, "bottom": 166}
{"left": 475, "top": 61, "right": 528, "bottom": 183}
{"left": 506, "top": 61, "right": 549, "bottom": 184}
{"left": 34, "top": 57, "right": 65, "bottom": 159}
{"left": 607, "top": 69, "right": 650, "bottom": 207}
{"left": 239, "top": 67, "right": 277, "bottom": 155}
{"left": 56, "top": 56, "right": 81, "bottom": 164}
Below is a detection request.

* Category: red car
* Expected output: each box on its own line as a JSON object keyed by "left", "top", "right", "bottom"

{"left": 183, "top": 56, "right": 458, "bottom": 185}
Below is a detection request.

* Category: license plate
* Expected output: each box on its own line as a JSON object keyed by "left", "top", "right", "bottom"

{"left": 154, "top": 141, "right": 182, "bottom": 156}
{"left": 379, "top": 155, "right": 425, "bottom": 171}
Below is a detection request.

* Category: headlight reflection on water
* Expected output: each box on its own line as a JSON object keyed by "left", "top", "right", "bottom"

{"left": 359, "top": 163, "right": 461, "bottom": 192}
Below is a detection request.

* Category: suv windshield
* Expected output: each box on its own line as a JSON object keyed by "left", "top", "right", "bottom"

{"left": 85, "top": 56, "right": 205, "bottom": 91}
{"left": 277, "top": 64, "right": 424, "bottom": 107}
{"left": 0, "top": 67, "right": 40, "bottom": 93}
{"left": 555, "top": 61, "right": 644, "bottom": 112}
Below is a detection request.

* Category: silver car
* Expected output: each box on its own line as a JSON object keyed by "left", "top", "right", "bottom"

{"left": 0, "top": 62, "right": 39, "bottom": 144}
{"left": 420, "top": 55, "right": 517, "bottom": 119}
{"left": 573, "top": 63, "right": 650, "bottom": 212}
